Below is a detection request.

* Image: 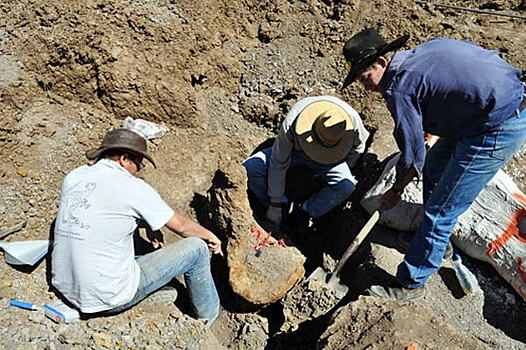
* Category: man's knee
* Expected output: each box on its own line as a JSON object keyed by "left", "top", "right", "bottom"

{"left": 336, "top": 178, "right": 356, "bottom": 197}
{"left": 184, "top": 236, "right": 208, "bottom": 252}
{"left": 242, "top": 148, "right": 271, "bottom": 173}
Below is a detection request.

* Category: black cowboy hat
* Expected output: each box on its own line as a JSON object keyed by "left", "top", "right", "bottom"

{"left": 341, "top": 28, "right": 409, "bottom": 90}
{"left": 86, "top": 128, "right": 156, "bottom": 168}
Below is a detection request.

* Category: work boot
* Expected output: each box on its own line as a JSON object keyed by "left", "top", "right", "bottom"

{"left": 366, "top": 283, "right": 426, "bottom": 302}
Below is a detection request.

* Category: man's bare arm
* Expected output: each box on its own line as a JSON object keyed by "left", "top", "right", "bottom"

{"left": 165, "top": 213, "right": 223, "bottom": 256}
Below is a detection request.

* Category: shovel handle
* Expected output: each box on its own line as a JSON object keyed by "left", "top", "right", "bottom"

{"left": 328, "top": 205, "right": 384, "bottom": 284}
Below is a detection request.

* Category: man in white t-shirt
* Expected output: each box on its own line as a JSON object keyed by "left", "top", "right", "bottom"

{"left": 51, "top": 128, "right": 222, "bottom": 323}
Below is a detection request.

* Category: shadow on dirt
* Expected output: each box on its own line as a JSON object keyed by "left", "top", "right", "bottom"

{"left": 263, "top": 308, "right": 331, "bottom": 349}
{"left": 469, "top": 256, "right": 526, "bottom": 344}
{"left": 437, "top": 266, "right": 468, "bottom": 300}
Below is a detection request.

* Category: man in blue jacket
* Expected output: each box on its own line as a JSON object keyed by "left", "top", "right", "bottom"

{"left": 341, "top": 28, "right": 526, "bottom": 301}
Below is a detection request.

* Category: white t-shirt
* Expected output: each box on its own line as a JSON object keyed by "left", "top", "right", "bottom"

{"left": 51, "top": 159, "right": 174, "bottom": 313}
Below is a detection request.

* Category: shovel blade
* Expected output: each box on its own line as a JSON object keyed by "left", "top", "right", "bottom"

{"left": 306, "top": 267, "right": 349, "bottom": 299}
{"left": 307, "top": 266, "right": 329, "bottom": 282}
{"left": 327, "top": 275, "right": 349, "bottom": 299}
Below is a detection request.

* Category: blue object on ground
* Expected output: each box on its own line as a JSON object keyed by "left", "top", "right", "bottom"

{"left": 452, "top": 248, "right": 480, "bottom": 295}
{"left": 10, "top": 299, "right": 41, "bottom": 311}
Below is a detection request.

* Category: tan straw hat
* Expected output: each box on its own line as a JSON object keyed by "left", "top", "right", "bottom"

{"left": 295, "top": 101, "right": 355, "bottom": 164}
{"left": 86, "top": 128, "right": 156, "bottom": 168}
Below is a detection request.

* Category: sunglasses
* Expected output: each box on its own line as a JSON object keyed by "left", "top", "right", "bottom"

{"left": 128, "top": 154, "right": 145, "bottom": 171}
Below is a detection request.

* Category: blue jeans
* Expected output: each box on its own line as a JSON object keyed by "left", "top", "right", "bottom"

{"left": 242, "top": 147, "right": 356, "bottom": 218}
{"left": 105, "top": 237, "right": 220, "bottom": 322}
{"left": 397, "top": 107, "right": 526, "bottom": 288}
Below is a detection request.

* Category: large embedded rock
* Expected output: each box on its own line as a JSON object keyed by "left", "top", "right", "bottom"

{"left": 207, "top": 158, "right": 305, "bottom": 306}
{"left": 453, "top": 170, "right": 526, "bottom": 301}
{"left": 360, "top": 152, "right": 423, "bottom": 232}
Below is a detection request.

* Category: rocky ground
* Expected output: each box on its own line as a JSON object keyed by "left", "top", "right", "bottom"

{"left": 1, "top": 0, "right": 526, "bottom": 349}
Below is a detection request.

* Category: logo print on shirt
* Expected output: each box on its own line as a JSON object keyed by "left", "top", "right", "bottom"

{"left": 61, "top": 182, "right": 96, "bottom": 230}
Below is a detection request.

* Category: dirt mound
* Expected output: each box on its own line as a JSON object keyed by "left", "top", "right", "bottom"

{"left": 318, "top": 296, "right": 488, "bottom": 350}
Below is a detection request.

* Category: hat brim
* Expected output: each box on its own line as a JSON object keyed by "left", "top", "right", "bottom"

{"left": 86, "top": 146, "right": 156, "bottom": 168}
{"left": 341, "top": 34, "right": 409, "bottom": 91}
{"left": 295, "top": 101, "right": 355, "bottom": 165}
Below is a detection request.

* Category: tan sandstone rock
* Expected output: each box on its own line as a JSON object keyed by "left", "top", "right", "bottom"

{"left": 207, "top": 158, "right": 305, "bottom": 306}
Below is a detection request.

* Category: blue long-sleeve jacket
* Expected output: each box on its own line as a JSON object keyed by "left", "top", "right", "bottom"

{"left": 381, "top": 38, "right": 524, "bottom": 179}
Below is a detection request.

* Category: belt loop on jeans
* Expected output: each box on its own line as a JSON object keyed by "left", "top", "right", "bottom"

{"left": 519, "top": 96, "right": 526, "bottom": 113}
{"left": 510, "top": 96, "right": 526, "bottom": 118}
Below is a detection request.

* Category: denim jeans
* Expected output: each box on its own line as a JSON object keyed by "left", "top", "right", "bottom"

{"left": 104, "top": 236, "right": 220, "bottom": 322}
{"left": 242, "top": 147, "right": 356, "bottom": 218}
{"left": 397, "top": 107, "right": 526, "bottom": 288}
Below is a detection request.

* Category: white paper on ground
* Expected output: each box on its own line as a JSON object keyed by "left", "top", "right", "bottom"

{"left": 123, "top": 117, "right": 168, "bottom": 140}
{"left": 0, "top": 240, "right": 50, "bottom": 266}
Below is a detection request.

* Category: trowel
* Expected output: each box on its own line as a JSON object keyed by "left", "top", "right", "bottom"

{"left": 0, "top": 240, "right": 51, "bottom": 266}
{"left": 308, "top": 204, "right": 385, "bottom": 298}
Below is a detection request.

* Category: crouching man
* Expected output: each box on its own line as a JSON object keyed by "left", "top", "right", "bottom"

{"left": 51, "top": 128, "right": 222, "bottom": 323}
{"left": 242, "top": 95, "right": 369, "bottom": 237}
